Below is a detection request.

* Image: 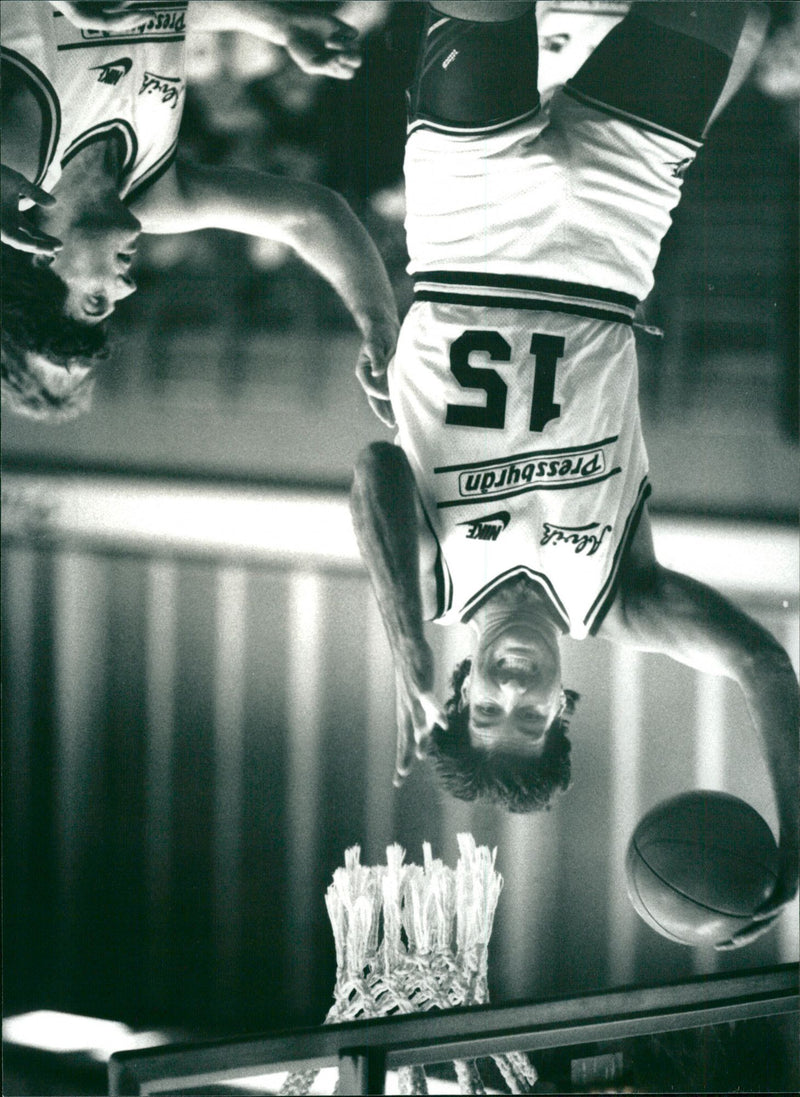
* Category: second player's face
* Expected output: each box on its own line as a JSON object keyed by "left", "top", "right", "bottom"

{"left": 465, "top": 618, "right": 564, "bottom": 756}
{"left": 35, "top": 202, "right": 141, "bottom": 323}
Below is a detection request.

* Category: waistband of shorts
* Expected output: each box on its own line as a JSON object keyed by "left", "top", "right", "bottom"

{"left": 412, "top": 271, "right": 639, "bottom": 325}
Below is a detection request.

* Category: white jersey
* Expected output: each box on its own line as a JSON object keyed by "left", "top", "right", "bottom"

{"left": 393, "top": 83, "right": 697, "bottom": 638}
{"left": 405, "top": 86, "right": 699, "bottom": 304}
{"left": 1, "top": 0, "right": 187, "bottom": 202}
{"left": 390, "top": 300, "right": 650, "bottom": 640}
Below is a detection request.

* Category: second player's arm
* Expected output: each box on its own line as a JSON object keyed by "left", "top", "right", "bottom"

{"left": 350, "top": 442, "right": 446, "bottom": 784}
{"left": 136, "top": 161, "right": 398, "bottom": 370}
{"left": 601, "top": 511, "right": 799, "bottom": 944}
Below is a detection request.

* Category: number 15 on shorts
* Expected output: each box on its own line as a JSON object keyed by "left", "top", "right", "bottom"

{"left": 445, "top": 330, "right": 565, "bottom": 433}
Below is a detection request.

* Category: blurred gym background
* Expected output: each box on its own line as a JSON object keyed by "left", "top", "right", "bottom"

{"left": 2, "top": 1, "right": 798, "bottom": 1091}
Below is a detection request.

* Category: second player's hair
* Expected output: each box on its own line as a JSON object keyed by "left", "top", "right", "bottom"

{"left": 1, "top": 245, "right": 106, "bottom": 421}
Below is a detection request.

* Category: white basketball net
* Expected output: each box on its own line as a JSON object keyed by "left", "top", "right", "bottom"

{"left": 280, "top": 834, "right": 538, "bottom": 1095}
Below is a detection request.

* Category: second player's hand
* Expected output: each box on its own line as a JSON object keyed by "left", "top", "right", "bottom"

{"left": 356, "top": 322, "right": 398, "bottom": 428}
{"left": 282, "top": 12, "right": 362, "bottom": 80}
{"left": 49, "top": 2, "right": 147, "bottom": 32}
{"left": 0, "top": 166, "right": 62, "bottom": 257}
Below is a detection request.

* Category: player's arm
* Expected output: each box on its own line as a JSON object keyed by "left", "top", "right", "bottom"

{"left": 135, "top": 161, "right": 399, "bottom": 383}
{"left": 0, "top": 64, "right": 61, "bottom": 256}
{"left": 48, "top": 3, "right": 147, "bottom": 32}
{"left": 350, "top": 442, "right": 447, "bottom": 786}
{"left": 186, "top": 1, "right": 361, "bottom": 80}
{"left": 600, "top": 510, "right": 799, "bottom": 947}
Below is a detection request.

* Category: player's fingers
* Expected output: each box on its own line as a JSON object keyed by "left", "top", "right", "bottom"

{"left": 367, "top": 396, "right": 396, "bottom": 429}
{"left": 310, "top": 55, "right": 361, "bottom": 79}
{"left": 18, "top": 179, "right": 57, "bottom": 208}
{"left": 295, "top": 14, "right": 359, "bottom": 47}
{"left": 1, "top": 226, "right": 62, "bottom": 256}
{"left": 357, "top": 359, "right": 389, "bottom": 399}
{"left": 324, "top": 18, "right": 359, "bottom": 45}
{"left": 394, "top": 712, "right": 415, "bottom": 788}
{"left": 714, "top": 915, "right": 779, "bottom": 951}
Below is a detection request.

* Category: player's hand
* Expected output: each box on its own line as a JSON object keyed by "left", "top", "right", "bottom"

{"left": 714, "top": 843, "right": 798, "bottom": 950}
{"left": 49, "top": 2, "right": 147, "bottom": 32}
{"left": 0, "top": 166, "right": 62, "bottom": 257}
{"left": 356, "top": 318, "right": 398, "bottom": 428}
{"left": 282, "top": 12, "right": 362, "bottom": 80}
{"left": 393, "top": 642, "right": 447, "bottom": 788}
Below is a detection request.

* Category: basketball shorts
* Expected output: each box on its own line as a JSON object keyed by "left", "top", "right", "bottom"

{"left": 405, "top": 2, "right": 740, "bottom": 302}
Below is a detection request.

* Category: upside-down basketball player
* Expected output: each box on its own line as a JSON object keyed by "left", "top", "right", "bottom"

{"left": 350, "top": 1, "right": 798, "bottom": 950}
{"left": 1, "top": 0, "right": 398, "bottom": 419}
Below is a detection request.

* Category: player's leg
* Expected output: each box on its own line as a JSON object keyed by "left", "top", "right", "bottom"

{"left": 408, "top": 1, "right": 540, "bottom": 134}
{"left": 568, "top": 2, "right": 766, "bottom": 143}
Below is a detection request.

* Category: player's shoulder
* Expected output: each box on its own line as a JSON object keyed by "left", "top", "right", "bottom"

{"left": 129, "top": 158, "right": 183, "bottom": 228}
{"left": 593, "top": 502, "right": 658, "bottom": 640}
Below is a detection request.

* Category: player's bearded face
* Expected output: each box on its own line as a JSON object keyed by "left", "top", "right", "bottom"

{"left": 465, "top": 616, "right": 564, "bottom": 756}
{"left": 34, "top": 199, "right": 141, "bottom": 324}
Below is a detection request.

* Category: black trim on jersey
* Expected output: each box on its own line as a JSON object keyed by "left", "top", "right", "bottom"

{"left": 435, "top": 436, "right": 619, "bottom": 475}
{"left": 420, "top": 499, "right": 452, "bottom": 620}
{"left": 436, "top": 468, "right": 622, "bottom": 509}
{"left": 1, "top": 47, "right": 61, "bottom": 185}
{"left": 414, "top": 290, "right": 635, "bottom": 326}
{"left": 563, "top": 84, "right": 702, "bottom": 151}
{"left": 56, "top": 36, "right": 185, "bottom": 50}
{"left": 125, "top": 136, "right": 178, "bottom": 203}
{"left": 414, "top": 271, "right": 638, "bottom": 311}
{"left": 61, "top": 119, "right": 138, "bottom": 178}
{"left": 586, "top": 477, "right": 652, "bottom": 634}
{"left": 456, "top": 566, "right": 570, "bottom": 634}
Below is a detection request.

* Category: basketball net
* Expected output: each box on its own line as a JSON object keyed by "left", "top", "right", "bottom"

{"left": 280, "top": 833, "right": 538, "bottom": 1095}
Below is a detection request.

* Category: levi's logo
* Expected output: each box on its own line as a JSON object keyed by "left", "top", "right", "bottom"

{"left": 139, "top": 71, "right": 183, "bottom": 108}
{"left": 540, "top": 521, "right": 612, "bottom": 556}
{"left": 458, "top": 511, "right": 510, "bottom": 542}
{"left": 90, "top": 57, "right": 132, "bottom": 85}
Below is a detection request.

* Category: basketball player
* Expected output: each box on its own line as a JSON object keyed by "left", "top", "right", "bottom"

{"left": 1, "top": 1, "right": 398, "bottom": 419}
{"left": 350, "top": 1, "right": 798, "bottom": 948}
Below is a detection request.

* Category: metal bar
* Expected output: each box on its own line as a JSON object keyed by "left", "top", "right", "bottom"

{"left": 338, "top": 1049, "right": 387, "bottom": 1096}
{"left": 609, "top": 645, "right": 642, "bottom": 986}
{"left": 108, "top": 964, "right": 798, "bottom": 1095}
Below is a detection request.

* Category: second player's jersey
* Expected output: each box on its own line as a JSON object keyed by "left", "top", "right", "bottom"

{"left": 1, "top": 0, "right": 188, "bottom": 203}
{"left": 389, "top": 296, "right": 651, "bottom": 640}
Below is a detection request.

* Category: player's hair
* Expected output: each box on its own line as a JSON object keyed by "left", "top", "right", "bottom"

{"left": 429, "top": 658, "right": 579, "bottom": 813}
{"left": 1, "top": 245, "right": 105, "bottom": 421}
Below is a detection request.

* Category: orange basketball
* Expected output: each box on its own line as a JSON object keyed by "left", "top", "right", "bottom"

{"left": 625, "top": 791, "right": 779, "bottom": 946}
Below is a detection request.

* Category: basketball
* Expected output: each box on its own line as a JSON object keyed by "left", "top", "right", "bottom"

{"left": 625, "top": 791, "right": 779, "bottom": 947}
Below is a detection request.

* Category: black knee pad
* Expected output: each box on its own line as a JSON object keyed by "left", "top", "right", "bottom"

{"left": 569, "top": 10, "right": 736, "bottom": 142}
{"left": 408, "top": 3, "right": 540, "bottom": 133}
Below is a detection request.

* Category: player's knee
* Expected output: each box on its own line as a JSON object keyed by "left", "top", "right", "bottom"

{"left": 630, "top": 1, "right": 754, "bottom": 58}
{"left": 430, "top": 1, "right": 534, "bottom": 24}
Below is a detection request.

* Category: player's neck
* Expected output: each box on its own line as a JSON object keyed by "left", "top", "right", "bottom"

{"left": 469, "top": 575, "right": 562, "bottom": 634}
{"left": 56, "top": 132, "right": 127, "bottom": 195}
